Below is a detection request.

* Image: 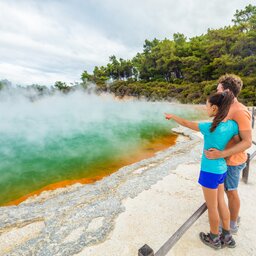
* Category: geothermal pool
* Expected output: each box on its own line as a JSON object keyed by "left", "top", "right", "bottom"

{"left": 0, "top": 89, "right": 205, "bottom": 206}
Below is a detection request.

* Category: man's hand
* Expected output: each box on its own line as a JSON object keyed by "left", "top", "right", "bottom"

{"left": 204, "top": 148, "right": 224, "bottom": 159}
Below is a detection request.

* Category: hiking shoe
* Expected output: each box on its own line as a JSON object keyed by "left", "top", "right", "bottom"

{"left": 230, "top": 225, "right": 239, "bottom": 234}
{"left": 220, "top": 233, "right": 236, "bottom": 248}
{"left": 219, "top": 225, "right": 222, "bottom": 234}
{"left": 219, "top": 217, "right": 240, "bottom": 235}
{"left": 230, "top": 217, "right": 240, "bottom": 234}
{"left": 219, "top": 225, "right": 238, "bottom": 234}
{"left": 199, "top": 232, "right": 221, "bottom": 250}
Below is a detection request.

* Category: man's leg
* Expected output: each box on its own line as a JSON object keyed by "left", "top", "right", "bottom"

{"left": 226, "top": 190, "right": 240, "bottom": 222}
{"left": 224, "top": 163, "right": 246, "bottom": 230}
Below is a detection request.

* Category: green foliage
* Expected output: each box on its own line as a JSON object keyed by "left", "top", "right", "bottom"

{"left": 81, "top": 5, "right": 256, "bottom": 105}
{"left": 0, "top": 79, "right": 12, "bottom": 90}
{"left": 106, "top": 78, "right": 256, "bottom": 105}
{"left": 54, "top": 81, "right": 71, "bottom": 93}
{"left": 27, "top": 84, "right": 50, "bottom": 95}
{"left": 232, "top": 4, "right": 256, "bottom": 31}
{"left": 81, "top": 70, "right": 93, "bottom": 86}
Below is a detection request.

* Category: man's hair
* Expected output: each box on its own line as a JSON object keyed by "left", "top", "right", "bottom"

{"left": 218, "top": 74, "right": 243, "bottom": 97}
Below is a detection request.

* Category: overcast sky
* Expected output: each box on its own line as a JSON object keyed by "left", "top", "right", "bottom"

{"left": 0, "top": 0, "right": 255, "bottom": 85}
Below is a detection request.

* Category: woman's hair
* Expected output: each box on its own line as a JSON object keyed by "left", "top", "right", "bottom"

{"left": 208, "top": 91, "right": 235, "bottom": 132}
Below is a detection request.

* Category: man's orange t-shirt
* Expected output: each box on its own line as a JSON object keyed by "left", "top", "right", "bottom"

{"left": 225, "top": 98, "right": 252, "bottom": 166}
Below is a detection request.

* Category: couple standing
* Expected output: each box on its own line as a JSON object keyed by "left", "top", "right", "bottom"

{"left": 165, "top": 74, "right": 252, "bottom": 249}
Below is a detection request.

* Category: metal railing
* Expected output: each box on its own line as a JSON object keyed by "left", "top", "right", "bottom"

{"left": 252, "top": 107, "right": 255, "bottom": 129}
{"left": 138, "top": 203, "right": 207, "bottom": 256}
{"left": 242, "top": 107, "right": 256, "bottom": 183}
{"left": 138, "top": 107, "right": 256, "bottom": 256}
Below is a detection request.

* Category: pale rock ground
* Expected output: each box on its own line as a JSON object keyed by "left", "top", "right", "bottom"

{"left": 0, "top": 126, "right": 255, "bottom": 256}
{"left": 77, "top": 127, "right": 256, "bottom": 256}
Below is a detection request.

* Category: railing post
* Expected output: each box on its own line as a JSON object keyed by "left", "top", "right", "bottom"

{"left": 242, "top": 153, "right": 250, "bottom": 184}
{"left": 138, "top": 244, "right": 155, "bottom": 256}
{"left": 242, "top": 107, "right": 255, "bottom": 184}
{"left": 252, "top": 107, "right": 255, "bottom": 129}
{"left": 155, "top": 203, "right": 207, "bottom": 256}
{"left": 138, "top": 203, "right": 207, "bottom": 256}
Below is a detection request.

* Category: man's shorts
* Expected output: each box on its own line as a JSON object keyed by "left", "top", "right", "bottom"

{"left": 198, "top": 170, "right": 227, "bottom": 189}
{"left": 224, "top": 163, "right": 246, "bottom": 191}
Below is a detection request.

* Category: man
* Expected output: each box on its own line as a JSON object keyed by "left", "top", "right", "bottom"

{"left": 205, "top": 74, "right": 252, "bottom": 233}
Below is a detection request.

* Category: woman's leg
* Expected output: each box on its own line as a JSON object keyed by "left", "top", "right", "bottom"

{"left": 218, "top": 183, "right": 230, "bottom": 231}
{"left": 202, "top": 186, "right": 219, "bottom": 234}
{"left": 217, "top": 184, "right": 236, "bottom": 248}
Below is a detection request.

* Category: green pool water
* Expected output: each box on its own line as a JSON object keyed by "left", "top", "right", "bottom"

{"left": 0, "top": 91, "right": 206, "bottom": 206}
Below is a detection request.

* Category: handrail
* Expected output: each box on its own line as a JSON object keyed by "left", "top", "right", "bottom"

{"left": 242, "top": 107, "right": 256, "bottom": 183}
{"left": 138, "top": 203, "right": 207, "bottom": 256}
{"left": 252, "top": 107, "right": 255, "bottom": 129}
{"left": 139, "top": 107, "right": 255, "bottom": 255}
{"left": 154, "top": 203, "right": 207, "bottom": 256}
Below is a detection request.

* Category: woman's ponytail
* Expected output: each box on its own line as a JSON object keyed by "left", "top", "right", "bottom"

{"left": 208, "top": 91, "right": 234, "bottom": 132}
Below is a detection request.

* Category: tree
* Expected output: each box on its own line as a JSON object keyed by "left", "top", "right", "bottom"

{"left": 119, "top": 59, "right": 133, "bottom": 80}
{"left": 210, "top": 54, "right": 241, "bottom": 78}
{"left": 232, "top": 4, "right": 256, "bottom": 31}
{"left": 107, "top": 55, "right": 121, "bottom": 80}
{"left": 81, "top": 70, "right": 93, "bottom": 83}
{"left": 173, "top": 33, "right": 190, "bottom": 57}
{"left": 132, "top": 53, "right": 148, "bottom": 81}
{"left": 181, "top": 56, "right": 203, "bottom": 81}
{"left": 241, "top": 56, "right": 256, "bottom": 76}
{"left": 230, "top": 32, "right": 256, "bottom": 57}
{"left": 54, "top": 81, "right": 71, "bottom": 93}
{"left": 93, "top": 66, "right": 108, "bottom": 84}
{"left": 78, "top": 5, "right": 256, "bottom": 105}
{"left": 143, "top": 38, "right": 160, "bottom": 54}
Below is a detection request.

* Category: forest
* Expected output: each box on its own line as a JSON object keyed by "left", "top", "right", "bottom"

{"left": 80, "top": 4, "right": 256, "bottom": 105}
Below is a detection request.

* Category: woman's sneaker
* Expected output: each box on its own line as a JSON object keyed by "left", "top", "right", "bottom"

{"left": 220, "top": 233, "right": 236, "bottom": 248}
{"left": 199, "top": 232, "right": 222, "bottom": 250}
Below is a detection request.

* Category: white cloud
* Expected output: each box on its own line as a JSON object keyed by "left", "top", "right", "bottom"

{"left": 0, "top": 1, "right": 136, "bottom": 85}
{"left": 0, "top": 0, "right": 255, "bottom": 85}
{"left": 0, "top": 63, "right": 71, "bottom": 85}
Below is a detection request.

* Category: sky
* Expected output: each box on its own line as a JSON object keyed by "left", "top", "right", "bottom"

{"left": 0, "top": 0, "right": 255, "bottom": 86}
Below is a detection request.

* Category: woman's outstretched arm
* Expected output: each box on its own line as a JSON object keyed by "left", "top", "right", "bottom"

{"left": 165, "top": 113, "right": 199, "bottom": 131}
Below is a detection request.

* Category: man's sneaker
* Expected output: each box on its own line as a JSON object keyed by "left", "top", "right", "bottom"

{"left": 220, "top": 233, "right": 236, "bottom": 248}
{"left": 230, "top": 225, "right": 239, "bottom": 234}
{"left": 230, "top": 217, "right": 240, "bottom": 234}
{"left": 199, "top": 232, "right": 222, "bottom": 250}
{"left": 219, "top": 225, "right": 222, "bottom": 234}
{"left": 219, "top": 217, "right": 240, "bottom": 235}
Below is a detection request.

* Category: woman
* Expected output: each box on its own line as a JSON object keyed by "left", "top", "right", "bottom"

{"left": 165, "top": 91, "right": 238, "bottom": 250}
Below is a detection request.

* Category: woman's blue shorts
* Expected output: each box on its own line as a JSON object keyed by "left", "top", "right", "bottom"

{"left": 198, "top": 170, "right": 227, "bottom": 189}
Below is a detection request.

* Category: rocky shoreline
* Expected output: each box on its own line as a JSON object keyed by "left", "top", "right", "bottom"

{"left": 0, "top": 127, "right": 202, "bottom": 256}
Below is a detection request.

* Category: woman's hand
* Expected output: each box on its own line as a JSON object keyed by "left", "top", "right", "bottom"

{"left": 164, "top": 112, "right": 199, "bottom": 131}
{"left": 165, "top": 113, "right": 173, "bottom": 120}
